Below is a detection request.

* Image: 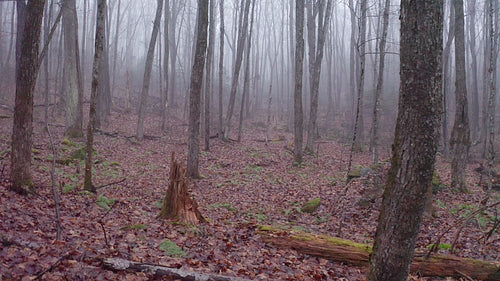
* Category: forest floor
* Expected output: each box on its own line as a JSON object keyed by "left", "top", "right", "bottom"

{"left": 0, "top": 104, "right": 499, "bottom": 280}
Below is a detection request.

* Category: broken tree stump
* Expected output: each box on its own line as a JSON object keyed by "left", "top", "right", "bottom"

{"left": 158, "top": 152, "right": 205, "bottom": 224}
{"left": 256, "top": 225, "right": 500, "bottom": 280}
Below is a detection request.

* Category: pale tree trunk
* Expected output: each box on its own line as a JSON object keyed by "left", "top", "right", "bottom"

{"left": 223, "top": 0, "right": 251, "bottom": 141}
{"left": 348, "top": 0, "right": 357, "bottom": 130}
{"left": 11, "top": 0, "right": 45, "bottom": 194}
{"left": 351, "top": 0, "right": 367, "bottom": 152}
{"left": 293, "top": 0, "right": 305, "bottom": 165}
{"left": 369, "top": 0, "right": 390, "bottom": 164}
{"left": 186, "top": 0, "right": 209, "bottom": 179}
{"left": 63, "top": 0, "right": 83, "bottom": 138}
{"left": 161, "top": 0, "right": 169, "bottom": 131}
{"left": 218, "top": 0, "right": 225, "bottom": 140}
{"left": 442, "top": 0, "right": 454, "bottom": 156}
{"left": 305, "top": 0, "right": 333, "bottom": 154}
{"left": 467, "top": 0, "right": 479, "bottom": 141}
{"left": 367, "top": 0, "right": 443, "bottom": 280}
{"left": 111, "top": 0, "right": 121, "bottom": 100}
{"left": 84, "top": 0, "right": 106, "bottom": 193}
{"left": 450, "top": 0, "right": 470, "bottom": 192}
{"left": 485, "top": 0, "right": 498, "bottom": 191}
{"left": 204, "top": 0, "right": 215, "bottom": 150}
{"left": 136, "top": 0, "right": 163, "bottom": 141}
{"left": 237, "top": 0, "right": 256, "bottom": 142}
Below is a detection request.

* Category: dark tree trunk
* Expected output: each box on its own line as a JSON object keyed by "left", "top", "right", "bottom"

{"left": 136, "top": 0, "right": 163, "bottom": 141}
{"left": 450, "top": 0, "right": 470, "bottom": 192}
{"left": 161, "top": 0, "right": 170, "bottom": 131}
{"left": 293, "top": 0, "right": 305, "bottom": 165}
{"left": 84, "top": 0, "right": 106, "bottom": 192}
{"left": 204, "top": 0, "right": 215, "bottom": 150}
{"left": 367, "top": 0, "right": 443, "bottom": 280}
{"left": 186, "top": 0, "right": 209, "bottom": 178}
{"left": 11, "top": 0, "right": 45, "bottom": 194}
{"left": 218, "top": 0, "right": 225, "bottom": 140}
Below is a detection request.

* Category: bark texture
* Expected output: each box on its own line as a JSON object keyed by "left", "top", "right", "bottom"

{"left": 11, "top": 0, "right": 45, "bottom": 193}
{"left": 159, "top": 153, "right": 204, "bottom": 224}
{"left": 450, "top": 0, "right": 470, "bottom": 192}
{"left": 136, "top": 0, "right": 163, "bottom": 141}
{"left": 84, "top": 0, "right": 106, "bottom": 192}
{"left": 62, "top": 0, "right": 83, "bottom": 138}
{"left": 186, "top": 0, "right": 209, "bottom": 178}
{"left": 367, "top": 1, "right": 443, "bottom": 280}
{"left": 257, "top": 226, "right": 500, "bottom": 280}
{"left": 293, "top": 0, "right": 305, "bottom": 165}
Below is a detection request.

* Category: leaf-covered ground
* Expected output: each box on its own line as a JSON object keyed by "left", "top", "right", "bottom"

{"left": 0, "top": 106, "right": 499, "bottom": 280}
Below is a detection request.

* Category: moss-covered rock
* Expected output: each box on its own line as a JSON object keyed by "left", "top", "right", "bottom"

{"left": 301, "top": 198, "right": 320, "bottom": 213}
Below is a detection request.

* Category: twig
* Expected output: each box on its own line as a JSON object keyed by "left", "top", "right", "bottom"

{"left": 46, "top": 124, "right": 62, "bottom": 240}
{"left": 456, "top": 270, "right": 475, "bottom": 281}
{"left": 34, "top": 252, "right": 71, "bottom": 280}
{"left": 98, "top": 201, "right": 118, "bottom": 248}
{"left": 95, "top": 178, "right": 126, "bottom": 190}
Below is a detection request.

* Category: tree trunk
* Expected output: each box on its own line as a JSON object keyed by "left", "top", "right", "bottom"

{"left": 62, "top": 0, "right": 83, "bottom": 138}
{"left": 159, "top": 153, "right": 205, "bottom": 223}
{"left": 161, "top": 0, "right": 170, "bottom": 131}
{"left": 218, "top": 0, "right": 225, "bottom": 141}
{"left": 369, "top": 0, "right": 390, "bottom": 165}
{"left": 442, "top": 1, "right": 455, "bottom": 156}
{"left": 351, "top": 0, "right": 367, "bottom": 152}
{"left": 450, "top": 0, "right": 470, "bottom": 192}
{"left": 367, "top": 0, "right": 443, "bottom": 280}
{"left": 84, "top": 0, "right": 106, "bottom": 193}
{"left": 186, "top": 0, "right": 209, "bottom": 179}
{"left": 467, "top": 0, "right": 480, "bottom": 141}
{"left": 305, "top": 0, "right": 333, "bottom": 154}
{"left": 237, "top": 0, "right": 256, "bottom": 142}
{"left": 136, "top": 0, "right": 163, "bottom": 141}
{"left": 223, "top": 0, "right": 251, "bottom": 141}
{"left": 11, "top": 0, "right": 45, "bottom": 194}
{"left": 293, "top": 0, "right": 305, "bottom": 165}
{"left": 257, "top": 226, "right": 500, "bottom": 280}
{"left": 204, "top": 0, "right": 215, "bottom": 150}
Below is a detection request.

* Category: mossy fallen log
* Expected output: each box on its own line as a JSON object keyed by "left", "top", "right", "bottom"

{"left": 256, "top": 225, "right": 500, "bottom": 280}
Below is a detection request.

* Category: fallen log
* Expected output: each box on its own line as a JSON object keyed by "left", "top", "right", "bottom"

{"left": 256, "top": 225, "right": 500, "bottom": 280}
{"left": 103, "top": 257, "right": 252, "bottom": 281}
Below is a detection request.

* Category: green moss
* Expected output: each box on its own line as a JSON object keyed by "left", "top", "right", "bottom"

{"left": 301, "top": 197, "right": 321, "bottom": 213}
{"left": 61, "top": 138, "right": 75, "bottom": 146}
{"left": 159, "top": 239, "right": 185, "bottom": 257}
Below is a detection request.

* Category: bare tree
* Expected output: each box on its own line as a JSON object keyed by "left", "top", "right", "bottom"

{"left": 442, "top": 1, "right": 454, "bottom": 156}
{"left": 223, "top": 0, "right": 251, "bottom": 141}
{"left": 136, "top": 0, "right": 163, "bottom": 141}
{"left": 186, "top": 0, "right": 209, "bottom": 178}
{"left": 450, "top": 0, "right": 470, "bottom": 192}
{"left": 467, "top": 0, "right": 479, "bottom": 140}
{"left": 11, "top": 0, "right": 45, "bottom": 194}
{"left": 304, "top": 0, "right": 333, "bottom": 154}
{"left": 293, "top": 0, "right": 305, "bottom": 165}
{"left": 367, "top": 0, "right": 443, "bottom": 279}
{"left": 204, "top": 0, "right": 215, "bottom": 150}
{"left": 161, "top": 0, "right": 170, "bottom": 131}
{"left": 62, "top": 0, "right": 83, "bottom": 138}
{"left": 369, "top": 0, "right": 390, "bottom": 164}
{"left": 84, "top": 0, "right": 106, "bottom": 193}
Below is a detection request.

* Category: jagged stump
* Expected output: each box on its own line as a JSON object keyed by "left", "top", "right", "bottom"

{"left": 158, "top": 153, "right": 205, "bottom": 224}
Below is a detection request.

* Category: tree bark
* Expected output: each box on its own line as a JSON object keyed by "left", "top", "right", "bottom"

{"left": 367, "top": 0, "right": 443, "bottom": 280}
{"left": 293, "top": 0, "right": 305, "bottom": 165}
{"left": 62, "top": 0, "right": 83, "bottom": 138}
{"left": 159, "top": 153, "right": 204, "bottom": 223}
{"left": 186, "top": 0, "right": 209, "bottom": 179}
{"left": 136, "top": 0, "right": 163, "bottom": 141}
{"left": 369, "top": 0, "right": 390, "bottom": 165}
{"left": 103, "top": 257, "right": 251, "bottom": 281}
{"left": 305, "top": 0, "right": 333, "bottom": 154}
{"left": 11, "top": 0, "right": 45, "bottom": 194}
{"left": 441, "top": 1, "right": 455, "bottom": 157}
{"left": 84, "top": 0, "right": 106, "bottom": 192}
{"left": 204, "top": 0, "right": 215, "bottom": 150}
{"left": 467, "top": 0, "right": 480, "bottom": 141}
{"left": 223, "top": 0, "right": 251, "bottom": 141}
{"left": 450, "top": 0, "right": 470, "bottom": 192}
{"left": 257, "top": 226, "right": 500, "bottom": 280}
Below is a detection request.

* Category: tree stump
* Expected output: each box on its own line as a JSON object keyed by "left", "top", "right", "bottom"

{"left": 158, "top": 152, "right": 205, "bottom": 224}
